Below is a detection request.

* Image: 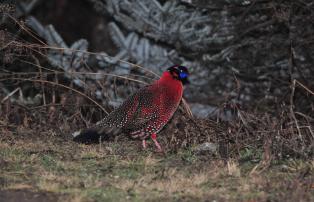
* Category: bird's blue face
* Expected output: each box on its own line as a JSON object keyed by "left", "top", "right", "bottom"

{"left": 179, "top": 72, "right": 188, "bottom": 79}
{"left": 167, "top": 65, "right": 190, "bottom": 85}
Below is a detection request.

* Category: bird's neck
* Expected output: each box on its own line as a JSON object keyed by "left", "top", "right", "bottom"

{"left": 159, "top": 71, "right": 179, "bottom": 83}
{"left": 158, "top": 71, "right": 183, "bottom": 94}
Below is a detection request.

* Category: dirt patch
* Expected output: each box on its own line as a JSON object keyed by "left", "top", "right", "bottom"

{"left": 0, "top": 190, "right": 60, "bottom": 202}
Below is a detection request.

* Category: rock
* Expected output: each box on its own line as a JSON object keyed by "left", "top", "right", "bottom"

{"left": 193, "top": 142, "right": 217, "bottom": 155}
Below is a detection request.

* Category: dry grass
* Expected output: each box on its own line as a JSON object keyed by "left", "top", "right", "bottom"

{"left": 0, "top": 129, "right": 313, "bottom": 201}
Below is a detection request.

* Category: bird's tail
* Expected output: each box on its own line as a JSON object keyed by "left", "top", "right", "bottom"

{"left": 72, "top": 126, "right": 121, "bottom": 144}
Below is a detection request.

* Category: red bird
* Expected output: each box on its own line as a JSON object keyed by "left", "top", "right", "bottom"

{"left": 73, "top": 65, "right": 189, "bottom": 152}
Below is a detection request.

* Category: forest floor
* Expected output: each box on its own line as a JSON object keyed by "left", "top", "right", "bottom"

{"left": 0, "top": 120, "right": 313, "bottom": 202}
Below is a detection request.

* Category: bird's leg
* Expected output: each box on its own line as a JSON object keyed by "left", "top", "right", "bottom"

{"left": 151, "top": 133, "right": 162, "bottom": 152}
{"left": 142, "top": 140, "right": 147, "bottom": 149}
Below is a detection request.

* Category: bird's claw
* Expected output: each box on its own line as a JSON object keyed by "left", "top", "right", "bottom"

{"left": 140, "top": 134, "right": 165, "bottom": 153}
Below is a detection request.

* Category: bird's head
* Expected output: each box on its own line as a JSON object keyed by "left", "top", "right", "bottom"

{"left": 167, "top": 65, "right": 190, "bottom": 85}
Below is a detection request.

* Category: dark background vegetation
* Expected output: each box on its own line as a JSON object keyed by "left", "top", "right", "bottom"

{"left": 0, "top": 0, "right": 313, "bottom": 201}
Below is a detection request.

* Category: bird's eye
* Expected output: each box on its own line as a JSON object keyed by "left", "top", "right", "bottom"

{"left": 179, "top": 72, "right": 188, "bottom": 79}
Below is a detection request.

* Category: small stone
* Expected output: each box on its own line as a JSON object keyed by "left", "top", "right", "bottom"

{"left": 194, "top": 142, "right": 217, "bottom": 155}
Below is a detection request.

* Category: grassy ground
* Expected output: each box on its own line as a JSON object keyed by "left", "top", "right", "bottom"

{"left": 0, "top": 129, "right": 313, "bottom": 202}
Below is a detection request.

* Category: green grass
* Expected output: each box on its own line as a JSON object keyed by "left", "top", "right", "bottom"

{"left": 0, "top": 136, "right": 313, "bottom": 202}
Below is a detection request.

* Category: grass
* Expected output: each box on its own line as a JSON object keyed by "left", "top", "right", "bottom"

{"left": 0, "top": 133, "right": 313, "bottom": 202}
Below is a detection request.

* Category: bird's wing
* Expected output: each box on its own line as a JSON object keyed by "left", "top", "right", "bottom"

{"left": 123, "top": 87, "right": 160, "bottom": 129}
{"left": 97, "top": 84, "right": 160, "bottom": 130}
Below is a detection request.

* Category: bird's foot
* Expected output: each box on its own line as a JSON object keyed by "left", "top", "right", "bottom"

{"left": 151, "top": 133, "right": 163, "bottom": 153}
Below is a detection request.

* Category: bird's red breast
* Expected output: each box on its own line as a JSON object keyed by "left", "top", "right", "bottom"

{"left": 152, "top": 71, "right": 183, "bottom": 115}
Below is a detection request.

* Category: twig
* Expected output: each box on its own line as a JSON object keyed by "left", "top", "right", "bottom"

{"left": 290, "top": 79, "right": 303, "bottom": 143}
{"left": 32, "top": 55, "right": 46, "bottom": 105}
{"left": 181, "top": 98, "right": 193, "bottom": 118}
{"left": 294, "top": 79, "right": 314, "bottom": 95}
{"left": 2, "top": 59, "right": 151, "bottom": 84}
{"left": 1, "top": 87, "right": 21, "bottom": 103}
{"left": 0, "top": 78, "right": 109, "bottom": 114}
{"left": 295, "top": 112, "right": 314, "bottom": 121}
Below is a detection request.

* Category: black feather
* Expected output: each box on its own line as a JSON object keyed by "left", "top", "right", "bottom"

{"left": 72, "top": 126, "right": 122, "bottom": 144}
